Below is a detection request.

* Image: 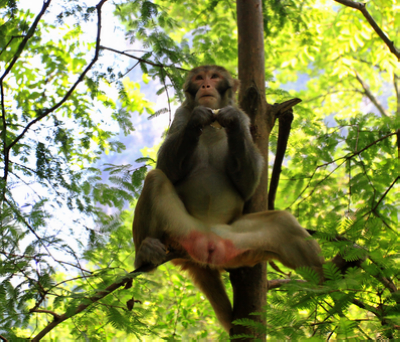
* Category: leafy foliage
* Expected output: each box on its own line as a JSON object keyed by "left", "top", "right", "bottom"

{"left": 0, "top": 0, "right": 398, "bottom": 340}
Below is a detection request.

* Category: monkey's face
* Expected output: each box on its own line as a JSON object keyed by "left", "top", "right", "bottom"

{"left": 191, "top": 70, "right": 224, "bottom": 109}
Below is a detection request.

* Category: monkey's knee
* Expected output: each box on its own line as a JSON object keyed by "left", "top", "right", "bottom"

{"left": 143, "top": 169, "right": 169, "bottom": 188}
{"left": 146, "top": 168, "right": 167, "bottom": 180}
{"left": 143, "top": 169, "right": 176, "bottom": 195}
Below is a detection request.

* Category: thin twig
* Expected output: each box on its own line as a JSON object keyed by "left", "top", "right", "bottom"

{"left": 303, "top": 89, "right": 358, "bottom": 104}
{"left": 351, "top": 298, "right": 379, "bottom": 316}
{"left": 31, "top": 251, "right": 183, "bottom": 341}
{"left": 1, "top": 1, "right": 51, "bottom": 184}
{"left": 372, "top": 176, "right": 399, "bottom": 212}
{"left": 293, "top": 159, "right": 347, "bottom": 209}
{"left": 311, "top": 318, "right": 372, "bottom": 326}
{"left": 394, "top": 74, "right": 399, "bottom": 116}
{"left": 268, "top": 279, "right": 306, "bottom": 290}
{"left": 3, "top": 197, "right": 55, "bottom": 259}
{"left": 354, "top": 71, "right": 389, "bottom": 117}
{"left": 1, "top": 81, "right": 7, "bottom": 181}
{"left": 397, "top": 129, "right": 400, "bottom": 161}
{"left": 366, "top": 258, "right": 398, "bottom": 295}
{"left": 0, "top": 35, "right": 25, "bottom": 57}
{"left": 289, "top": 131, "right": 396, "bottom": 208}
{"left": 334, "top": 0, "right": 400, "bottom": 61}
{"left": 160, "top": 68, "right": 172, "bottom": 127}
{"left": 30, "top": 309, "right": 61, "bottom": 320}
{"left": 100, "top": 46, "right": 187, "bottom": 71}
{"left": 120, "top": 60, "right": 140, "bottom": 79}
{"left": 337, "top": 132, "right": 396, "bottom": 162}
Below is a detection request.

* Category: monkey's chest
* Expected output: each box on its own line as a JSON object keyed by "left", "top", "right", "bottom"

{"left": 176, "top": 168, "right": 244, "bottom": 225}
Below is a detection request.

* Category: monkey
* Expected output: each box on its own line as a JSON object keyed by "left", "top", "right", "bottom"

{"left": 132, "top": 65, "right": 324, "bottom": 332}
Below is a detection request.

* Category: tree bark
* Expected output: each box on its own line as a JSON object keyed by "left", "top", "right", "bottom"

{"left": 230, "top": 1, "right": 271, "bottom": 340}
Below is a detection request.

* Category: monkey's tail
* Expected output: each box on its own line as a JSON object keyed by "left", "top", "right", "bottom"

{"left": 174, "top": 260, "right": 232, "bottom": 332}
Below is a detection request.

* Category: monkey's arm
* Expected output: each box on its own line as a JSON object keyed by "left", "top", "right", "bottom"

{"left": 217, "top": 106, "right": 264, "bottom": 200}
{"left": 157, "top": 106, "right": 214, "bottom": 183}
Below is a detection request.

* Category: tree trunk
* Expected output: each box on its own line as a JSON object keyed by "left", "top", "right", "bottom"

{"left": 229, "top": 0, "right": 272, "bottom": 340}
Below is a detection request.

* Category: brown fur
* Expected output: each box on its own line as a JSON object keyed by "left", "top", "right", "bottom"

{"left": 132, "top": 66, "right": 324, "bottom": 331}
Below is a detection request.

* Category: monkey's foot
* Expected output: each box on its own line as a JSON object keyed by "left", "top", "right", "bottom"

{"left": 135, "top": 237, "right": 166, "bottom": 269}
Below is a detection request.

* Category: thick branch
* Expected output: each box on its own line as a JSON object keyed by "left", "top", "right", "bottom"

{"left": 354, "top": 71, "right": 389, "bottom": 117}
{"left": 233, "top": 1, "right": 268, "bottom": 340}
{"left": 334, "top": 0, "right": 400, "bottom": 61}
{"left": 6, "top": 0, "right": 108, "bottom": 153}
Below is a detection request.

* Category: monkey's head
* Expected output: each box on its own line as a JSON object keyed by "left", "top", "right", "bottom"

{"left": 183, "top": 65, "right": 240, "bottom": 109}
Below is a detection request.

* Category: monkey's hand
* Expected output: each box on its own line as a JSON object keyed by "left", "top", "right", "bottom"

{"left": 187, "top": 106, "right": 216, "bottom": 132}
{"left": 135, "top": 237, "right": 166, "bottom": 268}
{"left": 215, "top": 106, "right": 242, "bottom": 130}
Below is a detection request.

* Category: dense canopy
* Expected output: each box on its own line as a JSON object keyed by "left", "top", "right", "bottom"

{"left": 0, "top": 0, "right": 398, "bottom": 340}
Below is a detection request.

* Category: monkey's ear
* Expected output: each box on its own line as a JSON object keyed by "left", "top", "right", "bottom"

{"left": 232, "top": 79, "right": 240, "bottom": 94}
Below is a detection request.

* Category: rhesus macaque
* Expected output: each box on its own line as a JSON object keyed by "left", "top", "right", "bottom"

{"left": 132, "top": 65, "right": 324, "bottom": 332}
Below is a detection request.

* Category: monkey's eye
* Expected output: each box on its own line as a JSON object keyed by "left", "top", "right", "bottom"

{"left": 211, "top": 74, "right": 219, "bottom": 79}
{"left": 195, "top": 75, "right": 203, "bottom": 81}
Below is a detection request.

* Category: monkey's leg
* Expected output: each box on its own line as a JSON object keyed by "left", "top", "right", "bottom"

{"left": 133, "top": 169, "right": 207, "bottom": 268}
{"left": 175, "top": 260, "right": 233, "bottom": 332}
{"left": 212, "top": 211, "right": 324, "bottom": 270}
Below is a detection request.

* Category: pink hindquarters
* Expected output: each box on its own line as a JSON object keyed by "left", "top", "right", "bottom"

{"left": 179, "top": 231, "right": 245, "bottom": 266}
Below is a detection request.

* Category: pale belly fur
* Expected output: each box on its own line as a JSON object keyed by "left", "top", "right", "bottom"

{"left": 176, "top": 167, "right": 244, "bottom": 225}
